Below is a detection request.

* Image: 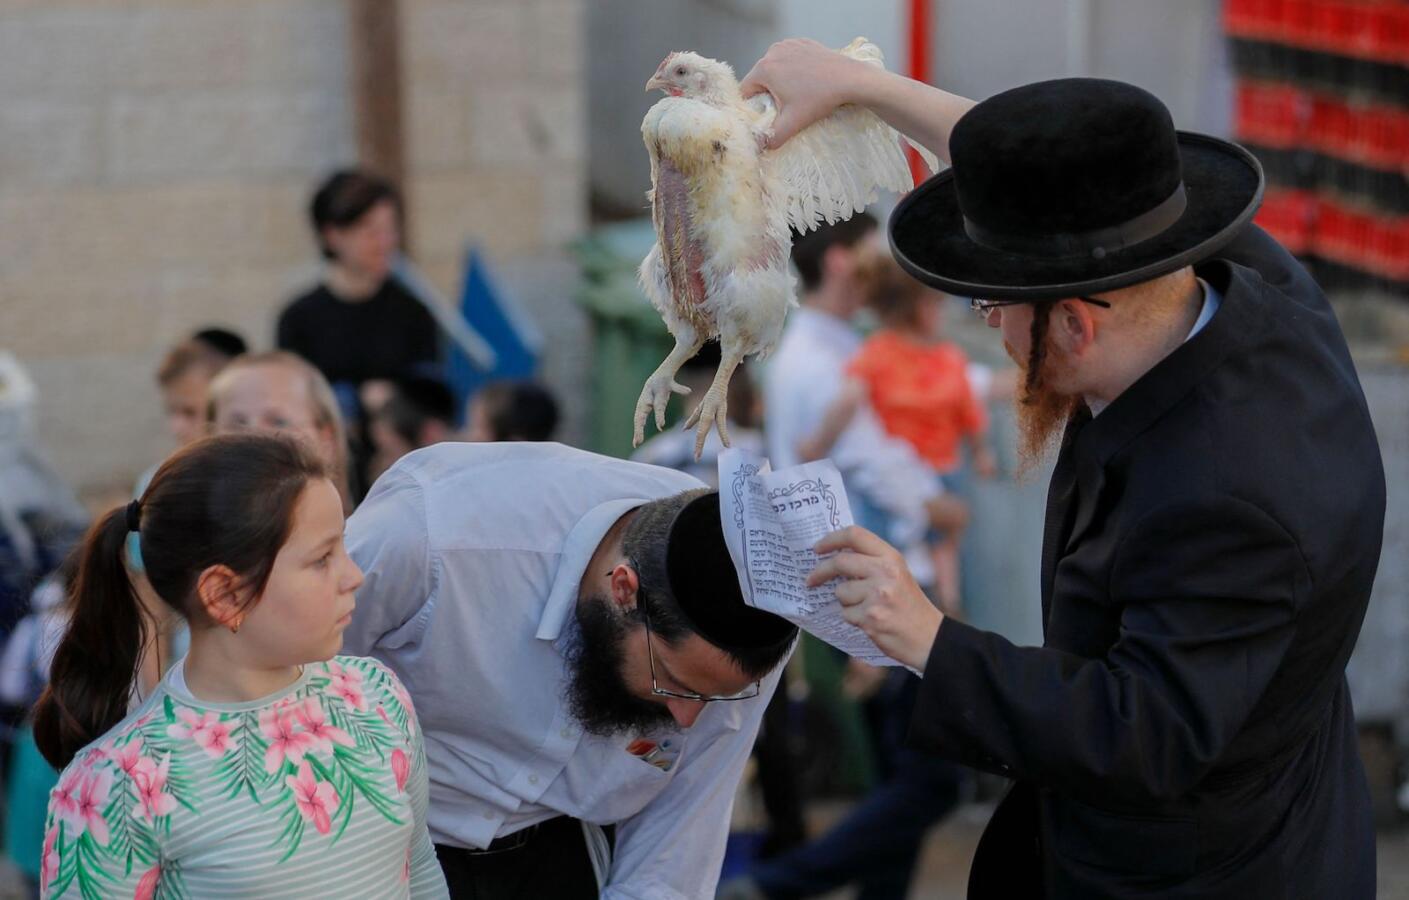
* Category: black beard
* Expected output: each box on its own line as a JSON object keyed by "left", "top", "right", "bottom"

{"left": 563, "top": 594, "right": 676, "bottom": 737}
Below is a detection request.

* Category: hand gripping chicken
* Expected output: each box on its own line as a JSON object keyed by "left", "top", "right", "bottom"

{"left": 635, "top": 38, "right": 935, "bottom": 457}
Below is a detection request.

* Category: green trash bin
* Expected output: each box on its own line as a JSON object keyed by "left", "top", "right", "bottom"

{"left": 574, "top": 220, "right": 677, "bottom": 459}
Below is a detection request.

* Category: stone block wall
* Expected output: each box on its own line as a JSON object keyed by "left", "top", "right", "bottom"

{"left": 0, "top": 0, "right": 587, "bottom": 494}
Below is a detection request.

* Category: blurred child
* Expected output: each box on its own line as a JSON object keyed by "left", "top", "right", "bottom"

{"left": 463, "top": 380, "right": 560, "bottom": 443}
{"left": 207, "top": 351, "right": 353, "bottom": 509}
{"left": 155, "top": 339, "right": 235, "bottom": 448}
{"left": 847, "top": 252, "right": 996, "bottom": 613}
{"left": 33, "top": 434, "right": 447, "bottom": 898}
{"left": 366, "top": 376, "right": 456, "bottom": 483}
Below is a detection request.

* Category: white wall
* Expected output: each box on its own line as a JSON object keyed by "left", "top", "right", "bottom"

{"left": 1, "top": 0, "right": 589, "bottom": 492}
{"left": 932, "top": 0, "right": 1232, "bottom": 135}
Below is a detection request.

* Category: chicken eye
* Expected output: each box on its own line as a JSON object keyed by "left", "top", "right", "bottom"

{"left": 674, "top": 65, "right": 687, "bottom": 76}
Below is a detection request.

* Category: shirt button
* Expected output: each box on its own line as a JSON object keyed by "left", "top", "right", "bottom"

{"left": 560, "top": 727, "right": 574, "bottom": 739}
{"left": 482, "top": 810, "right": 494, "bottom": 819}
{"left": 528, "top": 774, "right": 539, "bottom": 785}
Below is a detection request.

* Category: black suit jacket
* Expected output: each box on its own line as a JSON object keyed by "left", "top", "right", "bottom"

{"left": 911, "top": 225, "right": 1385, "bottom": 898}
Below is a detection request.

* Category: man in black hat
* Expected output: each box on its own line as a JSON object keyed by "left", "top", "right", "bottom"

{"left": 741, "top": 40, "right": 1385, "bottom": 897}
{"left": 343, "top": 442, "right": 797, "bottom": 899}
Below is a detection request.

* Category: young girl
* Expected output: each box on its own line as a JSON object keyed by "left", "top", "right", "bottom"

{"left": 846, "top": 252, "right": 996, "bottom": 614}
{"left": 33, "top": 434, "right": 448, "bottom": 898}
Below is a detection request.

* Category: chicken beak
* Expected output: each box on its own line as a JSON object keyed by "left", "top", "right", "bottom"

{"left": 646, "top": 75, "right": 668, "bottom": 93}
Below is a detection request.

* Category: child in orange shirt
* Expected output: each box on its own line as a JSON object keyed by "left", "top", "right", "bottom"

{"left": 847, "top": 253, "right": 996, "bottom": 612}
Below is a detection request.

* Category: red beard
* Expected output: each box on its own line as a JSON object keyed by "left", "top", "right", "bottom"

{"left": 1006, "top": 340, "right": 1083, "bottom": 479}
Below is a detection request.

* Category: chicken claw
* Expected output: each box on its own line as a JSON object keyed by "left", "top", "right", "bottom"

{"left": 682, "top": 383, "right": 732, "bottom": 460}
{"left": 633, "top": 372, "right": 692, "bottom": 448}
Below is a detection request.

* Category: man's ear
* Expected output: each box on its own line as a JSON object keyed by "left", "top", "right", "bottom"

{"left": 608, "top": 564, "right": 641, "bottom": 612}
{"left": 196, "top": 564, "right": 250, "bottom": 631}
{"left": 1052, "top": 298, "right": 1099, "bottom": 358}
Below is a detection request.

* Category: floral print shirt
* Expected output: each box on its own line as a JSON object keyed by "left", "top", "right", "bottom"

{"left": 42, "top": 656, "right": 448, "bottom": 899}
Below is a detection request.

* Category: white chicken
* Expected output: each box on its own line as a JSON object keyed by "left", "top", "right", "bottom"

{"left": 635, "top": 37, "right": 936, "bottom": 458}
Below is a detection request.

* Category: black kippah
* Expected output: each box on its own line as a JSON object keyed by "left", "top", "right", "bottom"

{"left": 664, "top": 492, "right": 797, "bottom": 653}
{"left": 125, "top": 499, "right": 142, "bottom": 533}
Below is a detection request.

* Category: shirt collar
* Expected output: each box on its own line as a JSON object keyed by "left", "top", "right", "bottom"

{"left": 1187, "top": 276, "right": 1221, "bottom": 340}
{"left": 537, "top": 498, "right": 649, "bottom": 642}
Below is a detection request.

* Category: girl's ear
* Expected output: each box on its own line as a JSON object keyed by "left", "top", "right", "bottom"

{"left": 195, "top": 564, "right": 249, "bottom": 632}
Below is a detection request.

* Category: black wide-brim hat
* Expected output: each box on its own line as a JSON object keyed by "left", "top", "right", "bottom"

{"left": 890, "top": 78, "right": 1265, "bottom": 300}
{"left": 665, "top": 492, "right": 797, "bottom": 654}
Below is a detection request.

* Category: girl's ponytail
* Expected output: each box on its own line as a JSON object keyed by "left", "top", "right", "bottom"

{"left": 33, "top": 507, "right": 147, "bottom": 769}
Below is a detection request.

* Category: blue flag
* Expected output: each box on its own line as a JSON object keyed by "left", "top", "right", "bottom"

{"left": 444, "top": 247, "right": 542, "bottom": 422}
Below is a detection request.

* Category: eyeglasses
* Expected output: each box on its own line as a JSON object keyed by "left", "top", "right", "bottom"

{"left": 970, "top": 296, "right": 1113, "bottom": 318}
{"left": 641, "top": 603, "right": 761, "bottom": 703}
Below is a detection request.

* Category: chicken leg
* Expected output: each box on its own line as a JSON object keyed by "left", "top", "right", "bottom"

{"left": 682, "top": 344, "right": 744, "bottom": 460}
{"left": 633, "top": 335, "right": 704, "bottom": 448}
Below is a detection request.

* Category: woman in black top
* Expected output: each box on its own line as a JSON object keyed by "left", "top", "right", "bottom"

{"left": 278, "top": 170, "right": 441, "bottom": 496}
{"left": 277, "top": 170, "right": 440, "bottom": 402}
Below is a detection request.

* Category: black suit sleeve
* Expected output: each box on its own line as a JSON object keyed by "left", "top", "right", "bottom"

{"left": 910, "top": 495, "right": 1307, "bottom": 805}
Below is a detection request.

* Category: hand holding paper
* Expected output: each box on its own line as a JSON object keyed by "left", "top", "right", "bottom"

{"left": 809, "top": 527, "right": 944, "bottom": 673}
{"left": 718, "top": 448, "right": 907, "bottom": 667}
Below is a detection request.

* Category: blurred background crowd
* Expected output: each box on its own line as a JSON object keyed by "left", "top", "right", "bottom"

{"left": 1, "top": 1, "right": 1406, "bottom": 897}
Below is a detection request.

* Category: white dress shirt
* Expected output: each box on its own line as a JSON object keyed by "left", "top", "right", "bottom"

{"left": 343, "top": 442, "right": 784, "bottom": 900}
{"left": 762, "top": 306, "right": 940, "bottom": 544}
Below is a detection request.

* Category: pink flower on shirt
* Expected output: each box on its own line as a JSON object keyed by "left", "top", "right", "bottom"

{"left": 260, "top": 708, "right": 315, "bottom": 774}
{"left": 296, "top": 697, "right": 354, "bottom": 756}
{"left": 165, "top": 708, "right": 210, "bottom": 741}
{"left": 54, "top": 767, "right": 113, "bottom": 845}
{"left": 134, "top": 863, "right": 161, "bottom": 900}
{"left": 286, "top": 761, "right": 339, "bottom": 835}
{"left": 328, "top": 665, "right": 367, "bottom": 712}
{"left": 131, "top": 754, "right": 177, "bottom": 824}
{"left": 198, "top": 720, "right": 237, "bottom": 757}
{"left": 113, "top": 738, "right": 145, "bottom": 777}
{"left": 50, "top": 767, "right": 82, "bottom": 822}
{"left": 167, "top": 709, "right": 237, "bottom": 758}
{"left": 391, "top": 749, "right": 409, "bottom": 793}
{"left": 40, "top": 826, "right": 58, "bottom": 889}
